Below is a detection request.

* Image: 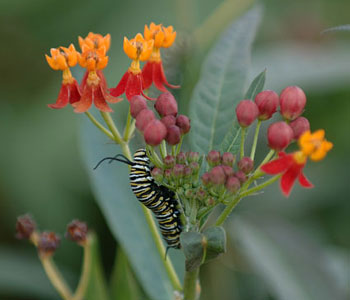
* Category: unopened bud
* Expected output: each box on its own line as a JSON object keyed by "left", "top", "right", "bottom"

{"left": 236, "top": 100, "right": 259, "bottom": 127}
{"left": 209, "top": 166, "right": 226, "bottom": 185}
{"left": 130, "top": 95, "right": 147, "bottom": 118}
{"left": 165, "top": 125, "right": 181, "bottom": 145}
{"left": 187, "top": 151, "right": 200, "bottom": 163}
{"left": 190, "top": 162, "right": 200, "bottom": 173}
{"left": 238, "top": 157, "right": 254, "bottom": 174}
{"left": 161, "top": 115, "right": 176, "bottom": 128}
{"left": 164, "top": 169, "right": 172, "bottom": 180}
{"left": 289, "top": 116, "right": 310, "bottom": 140}
{"left": 38, "top": 232, "right": 60, "bottom": 256}
{"left": 222, "top": 152, "right": 235, "bottom": 167}
{"left": 163, "top": 155, "right": 175, "bottom": 168}
{"left": 225, "top": 176, "right": 241, "bottom": 193}
{"left": 155, "top": 92, "right": 178, "bottom": 117}
{"left": 235, "top": 171, "right": 247, "bottom": 183}
{"left": 201, "top": 172, "right": 211, "bottom": 186}
{"left": 184, "top": 166, "right": 192, "bottom": 178}
{"left": 254, "top": 90, "right": 279, "bottom": 120}
{"left": 173, "top": 164, "right": 185, "bottom": 178}
{"left": 279, "top": 86, "right": 306, "bottom": 120}
{"left": 135, "top": 109, "right": 155, "bottom": 132}
{"left": 66, "top": 220, "right": 88, "bottom": 245}
{"left": 206, "top": 150, "right": 221, "bottom": 166}
{"left": 176, "top": 115, "right": 191, "bottom": 134}
{"left": 267, "top": 121, "right": 293, "bottom": 151}
{"left": 185, "top": 189, "right": 194, "bottom": 198}
{"left": 143, "top": 120, "right": 167, "bottom": 146}
{"left": 207, "top": 197, "right": 215, "bottom": 206}
{"left": 176, "top": 152, "right": 187, "bottom": 164}
{"left": 151, "top": 167, "right": 163, "bottom": 181}
{"left": 196, "top": 188, "right": 207, "bottom": 200}
{"left": 222, "top": 165, "right": 234, "bottom": 177}
{"left": 16, "top": 214, "right": 36, "bottom": 240}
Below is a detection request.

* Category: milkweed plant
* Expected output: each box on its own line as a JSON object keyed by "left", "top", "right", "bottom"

{"left": 16, "top": 7, "right": 334, "bottom": 300}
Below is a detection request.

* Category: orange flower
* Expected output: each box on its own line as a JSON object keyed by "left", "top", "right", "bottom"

{"left": 298, "top": 130, "right": 333, "bottom": 161}
{"left": 78, "top": 47, "right": 109, "bottom": 71}
{"left": 123, "top": 33, "right": 153, "bottom": 62}
{"left": 78, "top": 32, "right": 111, "bottom": 52}
{"left": 45, "top": 44, "right": 78, "bottom": 71}
{"left": 144, "top": 23, "right": 176, "bottom": 49}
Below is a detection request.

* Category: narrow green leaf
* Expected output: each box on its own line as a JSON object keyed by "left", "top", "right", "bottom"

{"left": 189, "top": 6, "right": 262, "bottom": 154}
{"left": 322, "top": 24, "right": 350, "bottom": 34}
{"left": 180, "top": 232, "right": 205, "bottom": 272}
{"left": 202, "top": 226, "right": 227, "bottom": 262}
{"left": 244, "top": 69, "right": 266, "bottom": 100}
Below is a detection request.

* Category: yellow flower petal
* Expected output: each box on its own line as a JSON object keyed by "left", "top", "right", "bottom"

{"left": 123, "top": 37, "right": 137, "bottom": 60}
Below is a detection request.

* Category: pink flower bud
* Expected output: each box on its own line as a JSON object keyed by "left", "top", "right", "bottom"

{"left": 155, "top": 92, "right": 178, "bottom": 117}
{"left": 225, "top": 176, "right": 241, "bottom": 193}
{"left": 254, "top": 90, "right": 279, "bottom": 120}
{"left": 187, "top": 151, "right": 200, "bottom": 163}
{"left": 130, "top": 95, "right": 147, "bottom": 118}
{"left": 279, "top": 86, "right": 307, "bottom": 120}
{"left": 289, "top": 116, "right": 310, "bottom": 140}
{"left": 66, "top": 220, "right": 88, "bottom": 245}
{"left": 161, "top": 115, "right": 176, "bottom": 128}
{"left": 238, "top": 157, "right": 254, "bottom": 174}
{"left": 163, "top": 155, "right": 175, "bottom": 168}
{"left": 143, "top": 120, "right": 167, "bottom": 146}
{"left": 176, "top": 152, "right": 187, "bottom": 164}
{"left": 184, "top": 166, "right": 192, "bottom": 177}
{"left": 267, "top": 121, "right": 293, "bottom": 151}
{"left": 173, "top": 164, "right": 185, "bottom": 178}
{"left": 235, "top": 171, "right": 247, "bottom": 183}
{"left": 209, "top": 166, "right": 226, "bottom": 185}
{"left": 190, "top": 162, "right": 200, "bottom": 173}
{"left": 136, "top": 109, "right": 155, "bottom": 132}
{"left": 236, "top": 100, "right": 259, "bottom": 127}
{"left": 151, "top": 167, "right": 163, "bottom": 181}
{"left": 206, "top": 150, "right": 221, "bottom": 166}
{"left": 222, "top": 152, "right": 235, "bottom": 167}
{"left": 196, "top": 188, "right": 207, "bottom": 200}
{"left": 201, "top": 172, "right": 211, "bottom": 186}
{"left": 222, "top": 165, "right": 234, "bottom": 177}
{"left": 164, "top": 169, "right": 172, "bottom": 180}
{"left": 176, "top": 115, "right": 191, "bottom": 134}
{"left": 16, "top": 215, "right": 36, "bottom": 240}
{"left": 165, "top": 125, "right": 181, "bottom": 145}
{"left": 38, "top": 232, "right": 60, "bottom": 256}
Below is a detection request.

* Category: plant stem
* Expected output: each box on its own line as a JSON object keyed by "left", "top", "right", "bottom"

{"left": 147, "top": 145, "right": 164, "bottom": 168}
{"left": 123, "top": 108, "right": 132, "bottom": 142}
{"left": 215, "top": 195, "right": 242, "bottom": 226}
{"left": 160, "top": 140, "right": 167, "bottom": 160}
{"left": 176, "top": 136, "right": 184, "bottom": 155}
{"left": 240, "top": 175, "right": 280, "bottom": 198}
{"left": 73, "top": 236, "right": 92, "bottom": 300}
{"left": 172, "top": 145, "right": 176, "bottom": 156}
{"left": 250, "top": 120, "right": 261, "bottom": 160}
{"left": 85, "top": 112, "right": 114, "bottom": 141}
{"left": 100, "top": 112, "right": 124, "bottom": 144}
{"left": 183, "top": 268, "right": 200, "bottom": 300}
{"left": 240, "top": 127, "right": 246, "bottom": 159}
{"left": 40, "top": 256, "right": 73, "bottom": 300}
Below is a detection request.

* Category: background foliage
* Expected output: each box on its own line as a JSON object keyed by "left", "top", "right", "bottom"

{"left": 1, "top": 0, "right": 349, "bottom": 299}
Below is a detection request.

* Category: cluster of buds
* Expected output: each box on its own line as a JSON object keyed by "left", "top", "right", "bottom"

{"left": 202, "top": 151, "right": 253, "bottom": 195}
{"left": 132, "top": 92, "right": 191, "bottom": 146}
{"left": 16, "top": 215, "right": 89, "bottom": 257}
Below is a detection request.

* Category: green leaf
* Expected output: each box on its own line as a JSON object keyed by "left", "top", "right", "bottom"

{"left": 189, "top": 6, "right": 262, "bottom": 154}
{"left": 322, "top": 24, "right": 350, "bottom": 34}
{"left": 180, "top": 232, "right": 205, "bottom": 272}
{"left": 231, "top": 217, "right": 343, "bottom": 300}
{"left": 110, "top": 247, "right": 142, "bottom": 300}
{"left": 79, "top": 109, "right": 175, "bottom": 300}
{"left": 202, "top": 226, "right": 227, "bottom": 262}
{"left": 244, "top": 69, "right": 266, "bottom": 100}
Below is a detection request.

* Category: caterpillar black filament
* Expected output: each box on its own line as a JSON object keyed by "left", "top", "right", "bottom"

{"left": 95, "top": 149, "right": 182, "bottom": 250}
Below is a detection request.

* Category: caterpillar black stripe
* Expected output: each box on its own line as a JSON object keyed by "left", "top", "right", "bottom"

{"left": 94, "top": 149, "right": 182, "bottom": 250}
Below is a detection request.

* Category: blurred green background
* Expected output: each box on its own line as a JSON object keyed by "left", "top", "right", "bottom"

{"left": 1, "top": 0, "right": 349, "bottom": 299}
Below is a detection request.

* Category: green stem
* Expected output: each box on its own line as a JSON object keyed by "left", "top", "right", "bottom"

{"left": 160, "top": 140, "right": 167, "bottom": 160}
{"left": 40, "top": 256, "right": 73, "bottom": 300}
{"left": 85, "top": 112, "right": 114, "bottom": 141}
{"left": 257, "top": 149, "right": 275, "bottom": 169}
{"left": 73, "top": 236, "right": 92, "bottom": 300}
{"left": 183, "top": 268, "right": 200, "bottom": 300}
{"left": 215, "top": 195, "right": 242, "bottom": 226}
{"left": 240, "top": 175, "right": 280, "bottom": 198}
{"left": 127, "top": 119, "right": 136, "bottom": 141}
{"left": 172, "top": 145, "right": 176, "bottom": 156}
{"left": 240, "top": 127, "right": 246, "bottom": 159}
{"left": 250, "top": 120, "right": 261, "bottom": 161}
{"left": 146, "top": 145, "right": 164, "bottom": 168}
{"left": 100, "top": 112, "right": 124, "bottom": 144}
{"left": 176, "top": 136, "right": 184, "bottom": 155}
{"left": 123, "top": 108, "right": 133, "bottom": 142}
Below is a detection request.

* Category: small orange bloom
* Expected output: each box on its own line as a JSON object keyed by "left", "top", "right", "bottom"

{"left": 123, "top": 33, "right": 153, "bottom": 62}
{"left": 298, "top": 130, "right": 333, "bottom": 161}
{"left": 144, "top": 23, "right": 176, "bottom": 49}
{"left": 78, "top": 47, "right": 108, "bottom": 71}
{"left": 79, "top": 32, "right": 111, "bottom": 52}
{"left": 45, "top": 44, "right": 78, "bottom": 71}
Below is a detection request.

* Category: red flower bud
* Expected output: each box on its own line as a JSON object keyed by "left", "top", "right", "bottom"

{"left": 222, "top": 152, "right": 235, "bottom": 167}
{"left": 254, "top": 90, "right": 279, "bottom": 120}
{"left": 155, "top": 92, "right": 178, "bottom": 117}
{"left": 151, "top": 167, "right": 164, "bottom": 181}
{"left": 173, "top": 164, "right": 185, "bottom": 178}
{"left": 130, "top": 95, "right": 147, "bottom": 118}
{"left": 206, "top": 150, "right": 221, "bottom": 166}
{"left": 136, "top": 109, "right": 155, "bottom": 132}
{"left": 267, "top": 121, "right": 293, "bottom": 151}
{"left": 176, "top": 115, "right": 191, "bottom": 134}
{"left": 187, "top": 151, "right": 200, "bottom": 163}
{"left": 279, "top": 86, "right": 306, "bottom": 120}
{"left": 161, "top": 115, "right": 176, "bottom": 128}
{"left": 289, "top": 116, "right": 310, "bottom": 140}
{"left": 16, "top": 215, "right": 36, "bottom": 240}
{"left": 222, "top": 165, "right": 234, "bottom": 177}
{"left": 190, "top": 162, "right": 200, "bottom": 173}
{"left": 66, "top": 220, "right": 88, "bottom": 245}
{"left": 143, "top": 120, "right": 167, "bottom": 146}
{"left": 163, "top": 155, "right": 175, "bottom": 168}
{"left": 38, "top": 232, "right": 60, "bottom": 256}
{"left": 236, "top": 100, "right": 259, "bottom": 127}
{"left": 225, "top": 176, "right": 241, "bottom": 193}
{"left": 201, "top": 172, "right": 211, "bottom": 186}
{"left": 164, "top": 169, "right": 172, "bottom": 180}
{"left": 238, "top": 157, "right": 254, "bottom": 174}
{"left": 165, "top": 125, "right": 181, "bottom": 145}
{"left": 209, "top": 166, "right": 226, "bottom": 185}
{"left": 184, "top": 166, "right": 192, "bottom": 177}
{"left": 235, "top": 171, "right": 247, "bottom": 183}
{"left": 176, "top": 152, "right": 187, "bottom": 164}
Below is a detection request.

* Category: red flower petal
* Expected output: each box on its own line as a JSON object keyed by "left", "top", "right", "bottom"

{"left": 261, "top": 153, "right": 294, "bottom": 174}
{"left": 142, "top": 61, "right": 154, "bottom": 91}
{"left": 48, "top": 83, "right": 69, "bottom": 109}
{"left": 153, "top": 62, "right": 169, "bottom": 92}
{"left": 80, "top": 71, "right": 89, "bottom": 91}
{"left": 125, "top": 72, "right": 142, "bottom": 101}
{"left": 157, "top": 61, "right": 180, "bottom": 89}
{"left": 97, "top": 70, "right": 108, "bottom": 91}
{"left": 110, "top": 71, "right": 130, "bottom": 97}
{"left": 93, "top": 85, "right": 113, "bottom": 112}
{"left": 280, "top": 164, "right": 302, "bottom": 197}
{"left": 298, "top": 172, "right": 313, "bottom": 188}
{"left": 73, "top": 84, "right": 93, "bottom": 113}
{"left": 69, "top": 80, "right": 81, "bottom": 104}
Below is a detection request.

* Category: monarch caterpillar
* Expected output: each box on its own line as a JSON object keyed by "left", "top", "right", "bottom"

{"left": 94, "top": 149, "right": 182, "bottom": 250}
